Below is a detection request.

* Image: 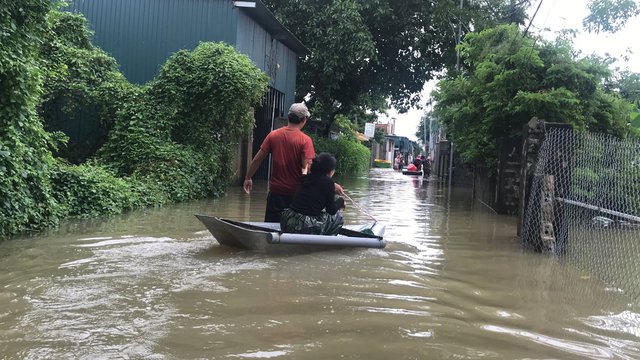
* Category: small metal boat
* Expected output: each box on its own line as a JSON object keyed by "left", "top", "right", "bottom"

{"left": 195, "top": 214, "right": 386, "bottom": 253}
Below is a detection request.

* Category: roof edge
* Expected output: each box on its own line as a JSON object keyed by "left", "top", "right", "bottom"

{"left": 235, "top": 0, "right": 309, "bottom": 55}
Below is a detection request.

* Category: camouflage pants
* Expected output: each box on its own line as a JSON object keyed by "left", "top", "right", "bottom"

{"left": 280, "top": 208, "right": 344, "bottom": 236}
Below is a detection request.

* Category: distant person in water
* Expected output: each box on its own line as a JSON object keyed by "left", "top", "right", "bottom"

{"left": 394, "top": 153, "right": 403, "bottom": 171}
{"left": 280, "top": 153, "right": 345, "bottom": 235}
{"left": 423, "top": 156, "right": 432, "bottom": 177}
{"left": 413, "top": 155, "right": 423, "bottom": 172}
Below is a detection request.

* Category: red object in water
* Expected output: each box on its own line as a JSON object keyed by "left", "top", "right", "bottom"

{"left": 407, "top": 164, "right": 417, "bottom": 171}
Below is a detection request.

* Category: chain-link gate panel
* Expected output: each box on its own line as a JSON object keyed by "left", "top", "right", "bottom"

{"left": 522, "top": 127, "right": 640, "bottom": 301}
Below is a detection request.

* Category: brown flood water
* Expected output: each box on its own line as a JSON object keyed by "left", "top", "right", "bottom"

{"left": 1, "top": 168, "right": 639, "bottom": 359}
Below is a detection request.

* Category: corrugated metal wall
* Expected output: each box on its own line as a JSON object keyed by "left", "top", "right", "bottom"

{"left": 64, "top": 0, "right": 301, "bottom": 182}
{"left": 281, "top": 44, "right": 298, "bottom": 109}
{"left": 68, "top": 0, "right": 297, "bottom": 104}
{"left": 67, "top": 0, "right": 238, "bottom": 84}
{"left": 236, "top": 11, "right": 297, "bottom": 108}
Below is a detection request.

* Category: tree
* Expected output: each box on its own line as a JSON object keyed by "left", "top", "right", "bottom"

{"left": 583, "top": 0, "right": 640, "bottom": 33}
{"left": 263, "top": 0, "right": 532, "bottom": 136}
{"left": 415, "top": 112, "right": 432, "bottom": 150}
{"left": 432, "top": 24, "right": 635, "bottom": 167}
{"left": 613, "top": 70, "right": 640, "bottom": 127}
{"left": 614, "top": 71, "right": 640, "bottom": 106}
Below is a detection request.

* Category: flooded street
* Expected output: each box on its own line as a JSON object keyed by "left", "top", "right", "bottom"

{"left": 1, "top": 168, "right": 640, "bottom": 359}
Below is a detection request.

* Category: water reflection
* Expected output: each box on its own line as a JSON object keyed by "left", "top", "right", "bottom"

{"left": 0, "top": 168, "right": 639, "bottom": 359}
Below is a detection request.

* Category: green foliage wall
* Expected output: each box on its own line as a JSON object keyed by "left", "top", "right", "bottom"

{"left": 0, "top": 0, "right": 62, "bottom": 237}
{"left": 1, "top": 7, "right": 269, "bottom": 238}
{"left": 39, "top": 10, "right": 135, "bottom": 163}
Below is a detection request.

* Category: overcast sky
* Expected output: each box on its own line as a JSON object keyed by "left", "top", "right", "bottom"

{"left": 387, "top": 0, "right": 640, "bottom": 141}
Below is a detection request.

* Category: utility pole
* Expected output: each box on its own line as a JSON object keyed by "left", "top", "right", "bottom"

{"left": 450, "top": 0, "right": 462, "bottom": 188}
{"left": 456, "top": 0, "right": 463, "bottom": 71}
{"left": 423, "top": 114, "right": 427, "bottom": 155}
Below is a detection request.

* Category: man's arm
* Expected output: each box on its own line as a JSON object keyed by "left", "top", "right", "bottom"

{"left": 302, "top": 136, "right": 315, "bottom": 175}
{"left": 243, "top": 149, "right": 269, "bottom": 194}
{"left": 301, "top": 157, "right": 313, "bottom": 175}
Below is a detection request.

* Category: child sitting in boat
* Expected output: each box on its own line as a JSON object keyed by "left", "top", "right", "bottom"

{"left": 280, "top": 152, "right": 345, "bottom": 235}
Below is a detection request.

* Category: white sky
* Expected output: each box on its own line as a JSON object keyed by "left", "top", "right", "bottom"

{"left": 386, "top": 0, "right": 640, "bottom": 141}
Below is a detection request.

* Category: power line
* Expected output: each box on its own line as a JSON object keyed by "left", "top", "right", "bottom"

{"left": 524, "top": 0, "right": 544, "bottom": 36}
{"left": 456, "top": 0, "right": 464, "bottom": 71}
{"left": 523, "top": 0, "right": 557, "bottom": 64}
{"left": 540, "top": 0, "right": 558, "bottom": 32}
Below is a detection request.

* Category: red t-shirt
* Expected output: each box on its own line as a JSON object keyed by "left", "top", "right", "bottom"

{"left": 260, "top": 127, "right": 315, "bottom": 195}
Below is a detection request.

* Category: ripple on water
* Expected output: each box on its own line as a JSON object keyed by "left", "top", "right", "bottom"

{"left": 12, "top": 233, "right": 277, "bottom": 359}
{"left": 481, "top": 324, "right": 629, "bottom": 359}
{"left": 4, "top": 169, "right": 640, "bottom": 359}
{"left": 583, "top": 310, "right": 640, "bottom": 338}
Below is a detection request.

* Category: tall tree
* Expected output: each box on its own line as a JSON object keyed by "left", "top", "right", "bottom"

{"left": 614, "top": 71, "right": 640, "bottom": 106}
{"left": 613, "top": 70, "right": 640, "bottom": 126}
{"left": 415, "top": 112, "right": 432, "bottom": 149}
{"left": 263, "top": 0, "right": 532, "bottom": 136}
{"left": 583, "top": 0, "right": 640, "bottom": 33}
{"left": 432, "top": 24, "right": 635, "bottom": 167}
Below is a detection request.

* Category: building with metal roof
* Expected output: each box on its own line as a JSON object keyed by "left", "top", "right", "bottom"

{"left": 66, "top": 0, "right": 308, "bottom": 181}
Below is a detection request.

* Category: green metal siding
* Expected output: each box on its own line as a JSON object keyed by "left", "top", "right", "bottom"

{"left": 67, "top": 0, "right": 238, "bottom": 84}
{"left": 236, "top": 11, "right": 297, "bottom": 108}
{"left": 68, "top": 0, "right": 298, "bottom": 103}
{"left": 282, "top": 44, "right": 298, "bottom": 108}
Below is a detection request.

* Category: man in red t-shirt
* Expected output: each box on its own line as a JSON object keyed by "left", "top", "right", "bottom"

{"left": 243, "top": 103, "right": 317, "bottom": 222}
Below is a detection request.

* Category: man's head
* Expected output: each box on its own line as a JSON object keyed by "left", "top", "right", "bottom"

{"left": 288, "top": 103, "right": 310, "bottom": 125}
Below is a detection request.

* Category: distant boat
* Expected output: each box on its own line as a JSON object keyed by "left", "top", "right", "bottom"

{"left": 373, "top": 159, "right": 392, "bottom": 168}
{"left": 195, "top": 214, "right": 386, "bottom": 254}
{"left": 402, "top": 169, "right": 423, "bottom": 176}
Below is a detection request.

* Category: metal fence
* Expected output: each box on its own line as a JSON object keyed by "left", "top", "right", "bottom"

{"left": 521, "top": 127, "right": 640, "bottom": 301}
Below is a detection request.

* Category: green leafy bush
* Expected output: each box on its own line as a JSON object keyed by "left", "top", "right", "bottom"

{"left": 310, "top": 134, "right": 371, "bottom": 176}
{"left": 98, "top": 42, "right": 268, "bottom": 201}
{"left": 39, "top": 10, "right": 138, "bottom": 163}
{"left": 130, "top": 144, "right": 228, "bottom": 202}
{"left": 150, "top": 42, "right": 269, "bottom": 143}
{"left": 51, "top": 162, "right": 167, "bottom": 218}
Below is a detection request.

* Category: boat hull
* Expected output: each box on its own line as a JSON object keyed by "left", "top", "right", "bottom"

{"left": 195, "top": 214, "right": 386, "bottom": 253}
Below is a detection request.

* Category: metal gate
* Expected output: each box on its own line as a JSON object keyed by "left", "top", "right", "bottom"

{"left": 252, "top": 87, "right": 286, "bottom": 180}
